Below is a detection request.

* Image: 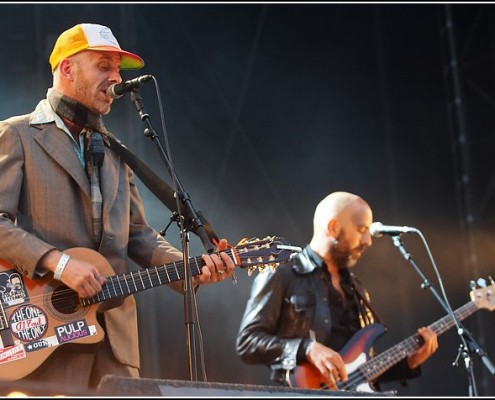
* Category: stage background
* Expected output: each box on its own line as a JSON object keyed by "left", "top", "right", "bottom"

{"left": 0, "top": 3, "right": 494, "bottom": 396}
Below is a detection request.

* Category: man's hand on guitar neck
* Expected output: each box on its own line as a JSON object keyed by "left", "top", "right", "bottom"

{"left": 305, "top": 341, "right": 348, "bottom": 389}
{"left": 39, "top": 249, "right": 107, "bottom": 298}
{"left": 193, "top": 238, "right": 237, "bottom": 285}
{"left": 407, "top": 327, "right": 438, "bottom": 369}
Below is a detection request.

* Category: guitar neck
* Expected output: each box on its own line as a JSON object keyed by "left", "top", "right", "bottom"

{"left": 361, "top": 300, "right": 478, "bottom": 381}
{"left": 76, "top": 236, "right": 299, "bottom": 307}
{"left": 81, "top": 256, "right": 205, "bottom": 306}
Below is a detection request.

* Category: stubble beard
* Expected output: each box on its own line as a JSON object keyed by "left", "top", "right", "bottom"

{"left": 73, "top": 75, "right": 111, "bottom": 115}
{"left": 331, "top": 235, "right": 361, "bottom": 270}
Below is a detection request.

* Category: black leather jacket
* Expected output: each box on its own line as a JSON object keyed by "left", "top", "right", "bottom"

{"left": 236, "top": 245, "right": 420, "bottom": 388}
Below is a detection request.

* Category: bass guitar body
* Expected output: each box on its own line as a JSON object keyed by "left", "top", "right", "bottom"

{"left": 291, "top": 324, "right": 386, "bottom": 392}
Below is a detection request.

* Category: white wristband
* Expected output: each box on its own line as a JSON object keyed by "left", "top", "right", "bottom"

{"left": 54, "top": 253, "right": 70, "bottom": 281}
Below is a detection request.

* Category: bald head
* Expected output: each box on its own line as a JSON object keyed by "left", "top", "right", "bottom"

{"left": 310, "top": 191, "right": 373, "bottom": 268}
{"left": 313, "top": 192, "right": 369, "bottom": 233}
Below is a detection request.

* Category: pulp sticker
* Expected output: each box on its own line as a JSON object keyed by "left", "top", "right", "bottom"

{"left": 25, "top": 324, "right": 98, "bottom": 352}
{"left": 0, "top": 270, "right": 28, "bottom": 307}
{"left": 55, "top": 320, "right": 90, "bottom": 343}
{"left": 0, "top": 343, "right": 26, "bottom": 364}
{"left": 9, "top": 305, "right": 48, "bottom": 342}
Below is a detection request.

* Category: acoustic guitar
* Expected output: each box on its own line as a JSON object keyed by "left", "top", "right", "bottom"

{"left": 0, "top": 236, "right": 299, "bottom": 381}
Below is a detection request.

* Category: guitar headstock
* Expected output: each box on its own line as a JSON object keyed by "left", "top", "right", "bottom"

{"left": 233, "top": 236, "right": 302, "bottom": 276}
{"left": 470, "top": 276, "right": 495, "bottom": 311}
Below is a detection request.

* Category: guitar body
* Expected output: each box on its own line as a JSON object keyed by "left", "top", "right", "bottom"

{"left": 0, "top": 248, "right": 112, "bottom": 381}
{"left": 291, "top": 323, "right": 387, "bottom": 391}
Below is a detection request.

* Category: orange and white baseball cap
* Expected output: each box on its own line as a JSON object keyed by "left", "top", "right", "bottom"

{"left": 49, "top": 23, "right": 144, "bottom": 72}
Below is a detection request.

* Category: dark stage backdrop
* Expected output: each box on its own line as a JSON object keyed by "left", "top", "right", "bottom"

{"left": 0, "top": 3, "right": 494, "bottom": 397}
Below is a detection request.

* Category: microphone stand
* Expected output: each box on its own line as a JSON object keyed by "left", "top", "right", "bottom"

{"left": 129, "top": 87, "right": 215, "bottom": 382}
{"left": 390, "top": 234, "right": 495, "bottom": 396}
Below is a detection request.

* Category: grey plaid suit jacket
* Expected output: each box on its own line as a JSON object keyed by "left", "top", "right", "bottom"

{"left": 0, "top": 111, "right": 183, "bottom": 369}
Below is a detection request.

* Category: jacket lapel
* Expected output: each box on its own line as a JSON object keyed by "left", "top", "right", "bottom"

{"left": 32, "top": 124, "right": 91, "bottom": 199}
{"left": 100, "top": 148, "right": 119, "bottom": 217}
{"left": 32, "top": 124, "right": 120, "bottom": 248}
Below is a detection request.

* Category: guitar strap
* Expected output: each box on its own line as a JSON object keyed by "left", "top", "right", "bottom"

{"left": 350, "top": 273, "right": 383, "bottom": 325}
{"left": 105, "top": 135, "right": 219, "bottom": 243}
{"left": 106, "top": 134, "right": 179, "bottom": 214}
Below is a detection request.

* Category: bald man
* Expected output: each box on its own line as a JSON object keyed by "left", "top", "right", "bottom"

{"left": 236, "top": 191, "right": 438, "bottom": 393}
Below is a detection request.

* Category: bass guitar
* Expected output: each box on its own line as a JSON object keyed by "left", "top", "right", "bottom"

{"left": 0, "top": 236, "right": 299, "bottom": 381}
{"left": 290, "top": 281, "right": 495, "bottom": 392}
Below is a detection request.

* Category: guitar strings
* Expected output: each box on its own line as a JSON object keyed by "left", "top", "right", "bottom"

{"left": 336, "top": 300, "right": 476, "bottom": 391}
{"left": 10, "top": 252, "right": 281, "bottom": 311}
{"left": 317, "top": 302, "right": 476, "bottom": 391}
{"left": 6, "top": 237, "right": 288, "bottom": 310}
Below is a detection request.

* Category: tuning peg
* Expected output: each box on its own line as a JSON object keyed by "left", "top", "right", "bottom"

{"left": 477, "top": 278, "right": 487, "bottom": 288}
{"left": 470, "top": 280, "right": 477, "bottom": 290}
{"left": 489, "top": 276, "right": 494, "bottom": 285}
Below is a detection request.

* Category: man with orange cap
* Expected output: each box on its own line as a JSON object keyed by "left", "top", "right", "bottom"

{"left": 0, "top": 23, "right": 235, "bottom": 391}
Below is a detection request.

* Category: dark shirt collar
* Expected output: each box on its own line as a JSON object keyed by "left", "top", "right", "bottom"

{"left": 305, "top": 245, "right": 324, "bottom": 268}
{"left": 305, "top": 245, "right": 352, "bottom": 282}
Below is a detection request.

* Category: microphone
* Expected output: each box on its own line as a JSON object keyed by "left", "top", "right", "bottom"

{"left": 369, "top": 222, "right": 417, "bottom": 237}
{"left": 107, "top": 75, "right": 153, "bottom": 99}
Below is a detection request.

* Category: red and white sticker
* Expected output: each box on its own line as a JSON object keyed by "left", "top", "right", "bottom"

{"left": 9, "top": 304, "right": 48, "bottom": 342}
{"left": 0, "top": 343, "right": 26, "bottom": 364}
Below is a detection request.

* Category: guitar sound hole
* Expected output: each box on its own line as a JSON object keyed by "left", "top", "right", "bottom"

{"left": 51, "top": 285, "right": 82, "bottom": 314}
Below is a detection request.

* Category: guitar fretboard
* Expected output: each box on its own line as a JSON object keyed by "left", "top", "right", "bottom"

{"left": 358, "top": 301, "right": 477, "bottom": 382}
{"left": 81, "top": 256, "right": 204, "bottom": 306}
{"left": 77, "top": 237, "right": 297, "bottom": 307}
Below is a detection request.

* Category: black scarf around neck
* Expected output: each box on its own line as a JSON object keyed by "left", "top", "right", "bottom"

{"left": 47, "top": 88, "right": 108, "bottom": 135}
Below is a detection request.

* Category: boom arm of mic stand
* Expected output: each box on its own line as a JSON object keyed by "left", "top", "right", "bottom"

{"left": 130, "top": 89, "right": 217, "bottom": 253}
{"left": 391, "top": 236, "right": 435, "bottom": 295}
